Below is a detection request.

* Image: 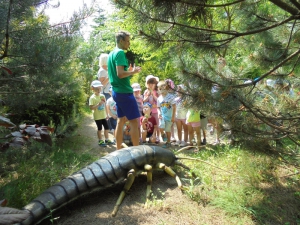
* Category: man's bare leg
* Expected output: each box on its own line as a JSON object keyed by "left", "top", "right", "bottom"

{"left": 129, "top": 118, "right": 139, "bottom": 146}
{"left": 115, "top": 117, "right": 126, "bottom": 149}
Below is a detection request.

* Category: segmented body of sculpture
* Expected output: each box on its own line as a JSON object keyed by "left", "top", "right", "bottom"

{"left": 6, "top": 145, "right": 190, "bottom": 225}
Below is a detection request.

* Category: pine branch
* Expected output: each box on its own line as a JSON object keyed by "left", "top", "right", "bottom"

{"left": 135, "top": 7, "right": 298, "bottom": 47}
{"left": 140, "top": 29, "right": 235, "bottom": 48}
{"left": 119, "top": 0, "right": 300, "bottom": 41}
{"left": 268, "top": 0, "right": 300, "bottom": 15}
{"left": 0, "top": 78, "right": 24, "bottom": 82}
{"left": 180, "top": 0, "right": 246, "bottom": 8}
{"left": 274, "top": 19, "right": 297, "bottom": 62}
{"left": 254, "top": 14, "right": 277, "bottom": 23}
{"left": 152, "top": 0, "right": 247, "bottom": 8}
{"left": 286, "top": 134, "right": 300, "bottom": 146}
{"left": 254, "top": 48, "right": 300, "bottom": 84}
{"left": 290, "top": 0, "right": 300, "bottom": 9}
{"left": 0, "top": 91, "right": 40, "bottom": 95}
{"left": 239, "top": 98, "right": 295, "bottom": 134}
{"left": 0, "top": 0, "right": 13, "bottom": 60}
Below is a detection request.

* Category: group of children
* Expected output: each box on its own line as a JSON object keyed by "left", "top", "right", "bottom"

{"left": 124, "top": 75, "right": 209, "bottom": 148}
{"left": 89, "top": 74, "right": 210, "bottom": 148}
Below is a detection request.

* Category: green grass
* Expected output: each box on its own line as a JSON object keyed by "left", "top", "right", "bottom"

{"left": 0, "top": 141, "right": 95, "bottom": 208}
{"left": 179, "top": 144, "right": 300, "bottom": 225}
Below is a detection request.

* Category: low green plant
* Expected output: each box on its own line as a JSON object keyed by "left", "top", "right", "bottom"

{"left": 54, "top": 104, "right": 82, "bottom": 138}
{"left": 42, "top": 205, "right": 63, "bottom": 224}
{"left": 180, "top": 143, "right": 300, "bottom": 224}
{"left": 182, "top": 175, "right": 204, "bottom": 203}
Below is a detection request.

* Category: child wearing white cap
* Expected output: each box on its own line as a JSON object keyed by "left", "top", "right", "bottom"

{"left": 89, "top": 80, "right": 114, "bottom": 147}
{"left": 131, "top": 83, "right": 143, "bottom": 116}
{"left": 132, "top": 83, "right": 143, "bottom": 143}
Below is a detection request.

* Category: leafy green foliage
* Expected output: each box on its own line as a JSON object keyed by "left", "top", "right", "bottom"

{"left": 11, "top": 95, "right": 83, "bottom": 127}
{"left": 110, "top": 0, "right": 300, "bottom": 150}
{"left": 0, "top": 0, "right": 87, "bottom": 127}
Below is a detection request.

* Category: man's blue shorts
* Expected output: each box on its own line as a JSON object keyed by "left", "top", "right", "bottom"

{"left": 112, "top": 91, "right": 140, "bottom": 120}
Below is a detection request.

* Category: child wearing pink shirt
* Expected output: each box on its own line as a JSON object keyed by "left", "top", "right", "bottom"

{"left": 143, "top": 75, "right": 160, "bottom": 143}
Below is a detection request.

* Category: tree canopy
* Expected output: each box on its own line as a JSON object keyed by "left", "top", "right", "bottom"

{"left": 0, "top": 0, "right": 92, "bottom": 128}
{"left": 111, "top": 0, "right": 300, "bottom": 150}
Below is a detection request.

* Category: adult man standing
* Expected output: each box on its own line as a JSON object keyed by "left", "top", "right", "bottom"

{"left": 107, "top": 31, "right": 141, "bottom": 149}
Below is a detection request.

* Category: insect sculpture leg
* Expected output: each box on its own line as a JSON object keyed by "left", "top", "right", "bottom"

{"left": 144, "top": 164, "right": 153, "bottom": 208}
{"left": 156, "top": 163, "right": 183, "bottom": 189}
{"left": 112, "top": 169, "right": 136, "bottom": 217}
{"left": 174, "top": 160, "right": 191, "bottom": 171}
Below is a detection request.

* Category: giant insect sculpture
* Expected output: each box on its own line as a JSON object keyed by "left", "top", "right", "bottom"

{"left": 1, "top": 145, "right": 194, "bottom": 225}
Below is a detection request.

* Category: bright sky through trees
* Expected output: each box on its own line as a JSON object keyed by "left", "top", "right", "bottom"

{"left": 45, "top": 0, "right": 114, "bottom": 37}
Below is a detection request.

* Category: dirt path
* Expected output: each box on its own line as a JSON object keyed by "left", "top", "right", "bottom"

{"left": 49, "top": 115, "right": 231, "bottom": 225}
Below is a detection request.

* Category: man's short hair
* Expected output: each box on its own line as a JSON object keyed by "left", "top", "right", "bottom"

{"left": 116, "top": 31, "right": 130, "bottom": 43}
